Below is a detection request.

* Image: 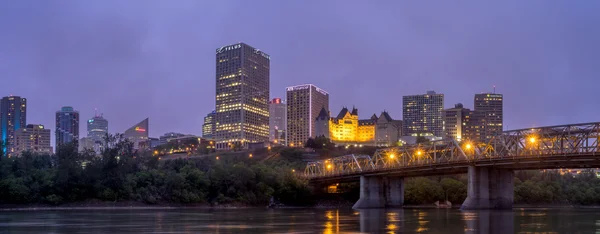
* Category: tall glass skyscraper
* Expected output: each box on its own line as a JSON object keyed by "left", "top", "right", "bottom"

{"left": 87, "top": 114, "right": 108, "bottom": 144}
{"left": 215, "top": 43, "right": 270, "bottom": 149}
{"left": 0, "top": 96, "right": 27, "bottom": 157}
{"left": 55, "top": 106, "right": 80, "bottom": 151}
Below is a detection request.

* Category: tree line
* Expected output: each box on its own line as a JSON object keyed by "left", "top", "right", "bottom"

{"left": 0, "top": 135, "right": 312, "bottom": 206}
{"left": 1, "top": 135, "right": 599, "bottom": 206}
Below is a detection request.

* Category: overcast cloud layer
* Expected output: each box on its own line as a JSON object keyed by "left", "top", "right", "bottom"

{"left": 1, "top": 0, "right": 599, "bottom": 145}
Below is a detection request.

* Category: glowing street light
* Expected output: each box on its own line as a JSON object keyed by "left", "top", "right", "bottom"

{"left": 529, "top": 137, "right": 536, "bottom": 144}
{"left": 326, "top": 164, "right": 332, "bottom": 170}
{"left": 292, "top": 169, "right": 296, "bottom": 172}
{"left": 216, "top": 156, "right": 220, "bottom": 160}
{"left": 416, "top": 150, "right": 423, "bottom": 156}
{"left": 465, "top": 143, "right": 472, "bottom": 150}
{"left": 389, "top": 154, "right": 395, "bottom": 159}
{"left": 249, "top": 154, "right": 253, "bottom": 158}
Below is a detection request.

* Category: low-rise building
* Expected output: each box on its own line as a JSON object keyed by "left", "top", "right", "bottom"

{"left": 314, "top": 107, "right": 402, "bottom": 146}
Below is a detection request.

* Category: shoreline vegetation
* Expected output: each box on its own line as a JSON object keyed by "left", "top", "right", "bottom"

{"left": 2, "top": 135, "right": 600, "bottom": 210}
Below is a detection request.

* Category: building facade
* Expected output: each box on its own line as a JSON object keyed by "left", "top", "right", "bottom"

{"left": 315, "top": 107, "right": 402, "bottom": 146}
{"left": 286, "top": 84, "right": 329, "bottom": 147}
{"left": 86, "top": 114, "right": 108, "bottom": 154}
{"left": 14, "top": 124, "right": 52, "bottom": 156}
{"left": 375, "top": 111, "right": 403, "bottom": 147}
{"left": 202, "top": 111, "right": 216, "bottom": 139}
{"left": 0, "top": 96, "right": 27, "bottom": 157}
{"left": 87, "top": 115, "right": 108, "bottom": 143}
{"left": 403, "top": 91, "right": 444, "bottom": 137}
{"left": 443, "top": 103, "right": 472, "bottom": 141}
{"left": 55, "top": 106, "right": 80, "bottom": 151}
{"left": 215, "top": 43, "right": 270, "bottom": 149}
{"left": 269, "top": 98, "right": 286, "bottom": 144}
{"left": 124, "top": 118, "right": 149, "bottom": 149}
{"left": 159, "top": 132, "right": 185, "bottom": 145}
{"left": 474, "top": 93, "right": 503, "bottom": 141}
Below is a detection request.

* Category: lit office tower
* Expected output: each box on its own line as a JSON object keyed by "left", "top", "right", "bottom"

{"left": 403, "top": 91, "right": 444, "bottom": 137}
{"left": 269, "top": 98, "right": 286, "bottom": 144}
{"left": 0, "top": 96, "right": 27, "bottom": 157}
{"left": 286, "top": 84, "right": 329, "bottom": 147}
{"left": 87, "top": 114, "right": 108, "bottom": 144}
{"left": 443, "top": 103, "right": 472, "bottom": 141}
{"left": 202, "top": 111, "right": 216, "bottom": 139}
{"left": 474, "top": 93, "right": 503, "bottom": 141}
{"left": 215, "top": 43, "right": 270, "bottom": 149}
{"left": 55, "top": 106, "right": 80, "bottom": 150}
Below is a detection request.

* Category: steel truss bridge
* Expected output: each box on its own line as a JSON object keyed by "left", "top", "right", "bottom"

{"left": 305, "top": 122, "right": 600, "bottom": 182}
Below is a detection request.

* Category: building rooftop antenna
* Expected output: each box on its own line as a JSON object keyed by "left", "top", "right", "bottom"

{"left": 493, "top": 85, "right": 496, "bottom": 94}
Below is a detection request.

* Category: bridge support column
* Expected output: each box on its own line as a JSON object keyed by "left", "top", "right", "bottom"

{"left": 352, "top": 176, "right": 386, "bottom": 209}
{"left": 385, "top": 177, "right": 404, "bottom": 207}
{"left": 461, "top": 166, "right": 514, "bottom": 210}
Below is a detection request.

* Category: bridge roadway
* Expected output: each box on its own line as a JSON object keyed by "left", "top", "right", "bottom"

{"left": 304, "top": 122, "right": 600, "bottom": 210}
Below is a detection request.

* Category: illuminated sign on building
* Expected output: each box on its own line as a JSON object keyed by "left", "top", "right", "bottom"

{"left": 286, "top": 85, "right": 310, "bottom": 92}
{"left": 286, "top": 84, "right": 329, "bottom": 96}
{"left": 216, "top": 44, "right": 242, "bottom": 54}
{"left": 253, "top": 49, "right": 271, "bottom": 60}
{"left": 315, "top": 87, "right": 328, "bottom": 96}
{"left": 135, "top": 127, "right": 146, "bottom": 132}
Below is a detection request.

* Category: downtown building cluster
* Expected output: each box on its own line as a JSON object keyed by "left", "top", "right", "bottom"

{"left": 1, "top": 42, "right": 503, "bottom": 158}
{"left": 200, "top": 42, "right": 504, "bottom": 150}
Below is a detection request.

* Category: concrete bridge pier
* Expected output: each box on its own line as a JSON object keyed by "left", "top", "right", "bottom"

{"left": 461, "top": 166, "right": 514, "bottom": 210}
{"left": 353, "top": 176, "right": 404, "bottom": 209}
{"left": 385, "top": 177, "right": 404, "bottom": 207}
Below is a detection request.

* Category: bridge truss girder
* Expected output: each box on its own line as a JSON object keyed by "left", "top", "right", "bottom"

{"left": 304, "top": 122, "right": 600, "bottom": 178}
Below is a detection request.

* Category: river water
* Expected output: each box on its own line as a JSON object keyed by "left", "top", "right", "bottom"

{"left": 0, "top": 208, "right": 598, "bottom": 233}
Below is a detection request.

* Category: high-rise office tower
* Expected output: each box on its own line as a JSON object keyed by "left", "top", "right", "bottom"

{"left": 286, "top": 84, "right": 329, "bottom": 147}
{"left": 202, "top": 111, "right": 216, "bottom": 139}
{"left": 14, "top": 124, "right": 52, "bottom": 156}
{"left": 474, "top": 93, "right": 503, "bottom": 141}
{"left": 403, "top": 91, "right": 444, "bottom": 137}
{"left": 56, "top": 106, "right": 79, "bottom": 151}
{"left": 124, "top": 118, "right": 149, "bottom": 149}
{"left": 0, "top": 95, "right": 27, "bottom": 157}
{"left": 443, "top": 103, "right": 472, "bottom": 141}
{"left": 87, "top": 114, "right": 108, "bottom": 144}
{"left": 269, "top": 98, "right": 286, "bottom": 144}
{"left": 215, "top": 43, "right": 270, "bottom": 149}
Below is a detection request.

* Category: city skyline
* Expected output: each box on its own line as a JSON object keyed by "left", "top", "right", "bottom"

{"left": 1, "top": 1, "right": 599, "bottom": 147}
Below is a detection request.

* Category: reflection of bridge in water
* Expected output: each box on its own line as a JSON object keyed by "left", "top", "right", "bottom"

{"left": 304, "top": 122, "right": 600, "bottom": 209}
{"left": 357, "top": 209, "right": 515, "bottom": 234}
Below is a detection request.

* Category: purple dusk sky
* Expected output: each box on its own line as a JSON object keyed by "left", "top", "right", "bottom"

{"left": 1, "top": 1, "right": 599, "bottom": 144}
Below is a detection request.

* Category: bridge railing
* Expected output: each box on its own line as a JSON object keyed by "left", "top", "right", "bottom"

{"left": 304, "top": 122, "right": 600, "bottom": 178}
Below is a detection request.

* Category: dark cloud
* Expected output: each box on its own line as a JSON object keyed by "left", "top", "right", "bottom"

{"left": 0, "top": 0, "right": 598, "bottom": 145}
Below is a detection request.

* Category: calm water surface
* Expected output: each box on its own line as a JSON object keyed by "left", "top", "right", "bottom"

{"left": 0, "top": 208, "right": 599, "bottom": 233}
